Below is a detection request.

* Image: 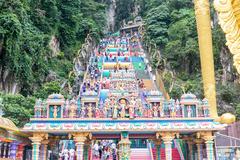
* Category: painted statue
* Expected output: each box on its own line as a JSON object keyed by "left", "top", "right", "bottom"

{"left": 129, "top": 106, "right": 134, "bottom": 119}
{"left": 159, "top": 103, "right": 164, "bottom": 118}
{"left": 203, "top": 105, "right": 209, "bottom": 117}
{"left": 53, "top": 106, "right": 58, "bottom": 118}
{"left": 112, "top": 105, "right": 118, "bottom": 119}
{"left": 170, "top": 100, "right": 176, "bottom": 118}
{"left": 95, "top": 107, "right": 101, "bottom": 118}
{"left": 147, "top": 107, "right": 153, "bottom": 118}
{"left": 87, "top": 104, "right": 93, "bottom": 118}
{"left": 81, "top": 106, "right": 86, "bottom": 118}
{"left": 137, "top": 105, "right": 143, "bottom": 117}
{"left": 153, "top": 103, "right": 158, "bottom": 117}
{"left": 103, "top": 106, "right": 108, "bottom": 118}
{"left": 175, "top": 100, "right": 182, "bottom": 117}
{"left": 69, "top": 101, "right": 76, "bottom": 118}
{"left": 120, "top": 105, "right": 125, "bottom": 118}
{"left": 187, "top": 106, "right": 192, "bottom": 118}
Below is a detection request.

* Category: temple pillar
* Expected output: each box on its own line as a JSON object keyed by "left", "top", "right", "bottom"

{"left": 16, "top": 144, "right": 25, "bottom": 160}
{"left": 194, "top": 0, "right": 217, "bottom": 117}
{"left": 198, "top": 132, "right": 215, "bottom": 160}
{"left": 187, "top": 140, "right": 193, "bottom": 160}
{"left": 154, "top": 139, "right": 162, "bottom": 160}
{"left": 3, "top": 143, "right": 8, "bottom": 158}
{"left": 157, "top": 132, "right": 176, "bottom": 160}
{"left": 8, "top": 143, "right": 11, "bottom": 158}
{"left": 29, "top": 133, "right": 47, "bottom": 160}
{"left": 41, "top": 140, "right": 49, "bottom": 160}
{"left": 204, "top": 137, "right": 215, "bottom": 160}
{"left": 9, "top": 141, "right": 19, "bottom": 159}
{"left": 0, "top": 142, "right": 2, "bottom": 157}
{"left": 73, "top": 133, "right": 89, "bottom": 160}
{"left": 194, "top": 139, "right": 204, "bottom": 160}
{"left": 118, "top": 131, "right": 131, "bottom": 160}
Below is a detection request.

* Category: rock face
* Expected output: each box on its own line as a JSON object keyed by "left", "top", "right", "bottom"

{"left": 106, "top": 0, "right": 116, "bottom": 33}
{"left": 49, "top": 36, "right": 60, "bottom": 57}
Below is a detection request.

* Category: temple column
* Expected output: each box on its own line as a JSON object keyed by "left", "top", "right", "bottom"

{"left": 3, "top": 143, "right": 8, "bottom": 158}
{"left": 29, "top": 133, "right": 47, "bottom": 160}
{"left": 9, "top": 141, "right": 19, "bottom": 159}
{"left": 194, "top": 0, "right": 217, "bottom": 118}
{"left": 30, "top": 138, "right": 41, "bottom": 160}
{"left": 187, "top": 140, "right": 193, "bottom": 160}
{"left": 204, "top": 137, "right": 215, "bottom": 160}
{"left": 118, "top": 131, "right": 131, "bottom": 160}
{"left": 198, "top": 132, "right": 215, "bottom": 160}
{"left": 194, "top": 139, "right": 204, "bottom": 160}
{"left": 16, "top": 144, "right": 25, "bottom": 160}
{"left": 41, "top": 140, "right": 49, "bottom": 160}
{"left": 73, "top": 133, "right": 89, "bottom": 160}
{"left": 160, "top": 132, "right": 175, "bottom": 160}
{"left": 154, "top": 139, "right": 162, "bottom": 160}
{"left": 0, "top": 142, "right": 2, "bottom": 157}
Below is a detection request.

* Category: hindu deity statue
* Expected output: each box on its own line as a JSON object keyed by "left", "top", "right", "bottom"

{"left": 112, "top": 104, "right": 118, "bottom": 119}
{"left": 119, "top": 99, "right": 128, "bottom": 118}
{"left": 175, "top": 100, "right": 182, "bottom": 117}
{"left": 87, "top": 103, "right": 93, "bottom": 118}
{"left": 159, "top": 102, "right": 164, "bottom": 118}
{"left": 63, "top": 100, "right": 69, "bottom": 118}
{"left": 69, "top": 100, "right": 77, "bottom": 118}
{"left": 129, "top": 105, "right": 135, "bottom": 119}
{"left": 80, "top": 106, "right": 86, "bottom": 118}
{"left": 147, "top": 104, "right": 153, "bottom": 118}
{"left": 53, "top": 105, "right": 58, "bottom": 118}
{"left": 95, "top": 107, "right": 101, "bottom": 118}
{"left": 170, "top": 99, "right": 176, "bottom": 118}
{"left": 153, "top": 103, "right": 158, "bottom": 117}
{"left": 203, "top": 105, "right": 209, "bottom": 117}
{"left": 187, "top": 106, "right": 192, "bottom": 118}
{"left": 103, "top": 106, "right": 108, "bottom": 118}
{"left": 137, "top": 105, "right": 143, "bottom": 117}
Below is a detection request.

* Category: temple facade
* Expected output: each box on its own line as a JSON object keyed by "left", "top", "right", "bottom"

{"left": 22, "top": 26, "right": 226, "bottom": 160}
{"left": 20, "top": 0, "right": 234, "bottom": 160}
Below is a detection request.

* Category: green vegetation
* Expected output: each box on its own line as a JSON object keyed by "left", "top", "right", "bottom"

{"left": 115, "top": 0, "right": 239, "bottom": 117}
{"left": 0, "top": 0, "right": 107, "bottom": 126}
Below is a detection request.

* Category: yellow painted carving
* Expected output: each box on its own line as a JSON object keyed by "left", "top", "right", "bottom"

{"left": 194, "top": 0, "right": 218, "bottom": 118}
{"left": 214, "top": 0, "right": 240, "bottom": 74}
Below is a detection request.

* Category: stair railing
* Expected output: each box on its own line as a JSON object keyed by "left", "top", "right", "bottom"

{"left": 147, "top": 140, "right": 154, "bottom": 160}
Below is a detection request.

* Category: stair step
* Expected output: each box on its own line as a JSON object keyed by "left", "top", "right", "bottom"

{"left": 130, "top": 148, "right": 151, "bottom": 160}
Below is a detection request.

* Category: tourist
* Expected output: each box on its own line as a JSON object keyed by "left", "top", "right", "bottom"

{"left": 93, "top": 142, "right": 99, "bottom": 158}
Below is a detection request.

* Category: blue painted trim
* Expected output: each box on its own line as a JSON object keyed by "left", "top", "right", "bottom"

{"left": 30, "top": 118, "right": 215, "bottom": 124}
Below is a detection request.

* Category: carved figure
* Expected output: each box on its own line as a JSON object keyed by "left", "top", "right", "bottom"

{"left": 187, "top": 106, "right": 192, "bottom": 118}
{"left": 53, "top": 106, "right": 58, "bottom": 118}
{"left": 112, "top": 105, "right": 118, "bottom": 119}
{"left": 87, "top": 104, "right": 93, "bottom": 118}
{"left": 129, "top": 106, "right": 134, "bottom": 119}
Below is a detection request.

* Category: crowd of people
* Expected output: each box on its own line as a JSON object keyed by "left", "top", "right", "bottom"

{"left": 93, "top": 140, "right": 117, "bottom": 160}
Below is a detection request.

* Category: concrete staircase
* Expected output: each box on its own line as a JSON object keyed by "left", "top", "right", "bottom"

{"left": 143, "top": 79, "right": 155, "bottom": 90}
{"left": 152, "top": 148, "right": 181, "bottom": 160}
{"left": 135, "top": 70, "right": 150, "bottom": 79}
{"left": 130, "top": 148, "right": 152, "bottom": 160}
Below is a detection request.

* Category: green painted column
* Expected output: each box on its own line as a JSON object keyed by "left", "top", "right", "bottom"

{"left": 155, "top": 139, "right": 161, "bottom": 160}
{"left": 118, "top": 132, "right": 131, "bottom": 160}
{"left": 205, "top": 140, "right": 215, "bottom": 160}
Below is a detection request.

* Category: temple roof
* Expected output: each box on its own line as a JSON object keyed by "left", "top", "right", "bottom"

{"left": 0, "top": 117, "right": 19, "bottom": 132}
